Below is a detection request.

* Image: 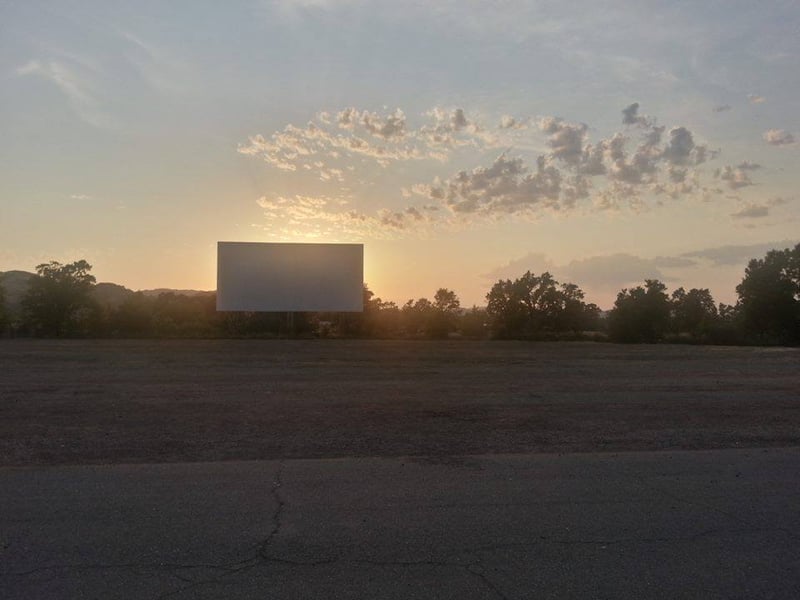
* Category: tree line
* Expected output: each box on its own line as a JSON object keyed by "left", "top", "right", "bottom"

{"left": 0, "top": 243, "right": 797, "bottom": 344}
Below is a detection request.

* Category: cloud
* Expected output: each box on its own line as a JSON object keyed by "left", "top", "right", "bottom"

{"left": 715, "top": 165, "right": 754, "bottom": 189}
{"left": 244, "top": 103, "right": 757, "bottom": 234}
{"left": 423, "top": 105, "right": 718, "bottom": 218}
{"left": 730, "top": 197, "right": 791, "bottom": 220}
{"left": 481, "top": 252, "right": 556, "bottom": 281}
{"left": 731, "top": 204, "right": 769, "bottom": 219}
{"left": 712, "top": 104, "right": 732, "bottom": 113}
{"left": 682, "top": 240, "right": 798, "bottom": 266}
{"left": 662, "top": 127, "right": 697, "bottom": 166}
{"left": 763, "top": 129, "right": 795, "bottom": 146}
{"left": 418, "top": 107, "right": 497, "bottom": 148}
{"left": 747, "top": 94, "right": 766, "bottom": 104}
{"left": 621, "top": 102, "right": 652, "bottom": 127}
{"left": 421, "top": 154, "right": 564, "bottom": 216}
{"left": 256, "top": 194, "right": 434, "bottom": 239}
{"left": 14, "top": 58, "right": 114, "bottom": 128}
{"left": 484, "top": 251, "right": 698, "bottom": 293}
{"left": 240, "top": 106, "right": 498, "bottom": 172}
{"left": 562, "top": 254, "right": 669, "bottom": 289}
{"left": 499, "top": 115, "right": 528, "bottom": 130}
{"left": 539, "top": 117, "right": 588, "bottom": 165}
{"left": 360, "top": 108, "right": 407, "bottom": 139}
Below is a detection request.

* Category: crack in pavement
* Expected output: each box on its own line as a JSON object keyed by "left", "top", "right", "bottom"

{"left": 153, "top": 461, "right": 289, "bottom": 600}
{"left": 258, "top": 460, "right": 286, "bottom": 562}
{"left": 5, "top": 457, "right": 798, "bottom": 600}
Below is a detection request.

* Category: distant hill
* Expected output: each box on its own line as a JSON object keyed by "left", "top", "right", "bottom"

{"left": 92, "top": 282, "right": 135, "bottom": 308}
{"left": 0, "top": 271, "right": 35, "bottom": 314}
{"left": 0, "top": 270, "right": 214, "bottom": 314}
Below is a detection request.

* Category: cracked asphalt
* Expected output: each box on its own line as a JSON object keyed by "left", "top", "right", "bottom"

{"left": 3, "top": 448, "right": 800, "bottom": 599}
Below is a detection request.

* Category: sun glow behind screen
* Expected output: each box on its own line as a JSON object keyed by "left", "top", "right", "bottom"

{"left": 216, "top": 242, "right": 364, "bottom": 312}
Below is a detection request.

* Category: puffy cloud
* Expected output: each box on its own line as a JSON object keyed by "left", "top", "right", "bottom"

{"left": 338, "top": 107, "right": 406, "bottom": 140}
{"left": 715, "top": 165, "right": 754, "bottom": 189}
{"left": 451, "top": 108, "right": 468, "bottom": 131}
{"left": 359, "top": 108, "right": 407, "bottom": 139}
{"left": 621, "top": 102, "right": 652, "bottom": 127}
{"left": 423, "top": 154, "right": 563, "bottom": 216}
{"left": 539, "top": 117, "right": 588, "bottom": 165}
{"left": 411, "top": 104, "right": 733, "bottom": 219}
{"left": 763, "top": 129, "right": 795, "bottom": 146}
{"left": 336, "top": 107, "right": 358, "bottom": 129}
{"left": 662, "top": 127, "right": 694, "bottom": 165}
{"left": 239, "top": 112, "right": 430, "bottom": 170}
{"left": 244, "top": 103, "right": 758, "bottom": 232}
{"left": 418, "top": 106, "right": 496, "bottom": 149}
{"left": 499, "top": 115, "right": 528, "bottom": 130}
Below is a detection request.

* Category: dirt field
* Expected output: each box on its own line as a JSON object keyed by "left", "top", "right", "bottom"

{"left": 1, "top": 339, "right": 798, "bottom": 466}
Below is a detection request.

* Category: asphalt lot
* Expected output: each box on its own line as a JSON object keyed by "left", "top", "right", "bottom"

{"left": 2, "top": 448, "right": 799, "bottom": 599}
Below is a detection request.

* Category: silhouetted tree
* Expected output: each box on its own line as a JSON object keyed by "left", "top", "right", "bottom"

{"left": 401, "top": 297, "right": 434, "bottom": 337}
{"left": 429, "top": 288, "right": 461, "bottom": 338}
{"left": 152, "top": 292, "right": 220, "bottom": 337}
{"left": 460, "top": 306, "right": 489, "bottom": 338}
{"left": 486, "top": 271, "right": 597, "bottom": 338}
{"left": 367, "top": 298, "right": 402, "bottom": 338}
{"left": 485, "top": 278, "right": 528, "bottom": 338}
{"left": 736, "top": 243, "right": 800, "bottom": 343}
{"left": 554, "top": 282, "right": 602, "bottom": 333}
{"left": 608, "top": 279, "right": 671, "bottom": 343}
{"left": 22, "top": 260, "right": 97, "bottom": 336}
{"left": 108, "top": 292, "right": 156, "bottom": 337}
{"left": 670, "top": 287, "right": 718, "bottom": 339}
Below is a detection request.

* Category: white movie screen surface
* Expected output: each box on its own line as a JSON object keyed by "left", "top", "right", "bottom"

{"left": 217, "top": 242, "right": 363, "bottom": 312}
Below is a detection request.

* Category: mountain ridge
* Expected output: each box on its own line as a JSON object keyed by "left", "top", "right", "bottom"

{"left": 0, "top": 270, "right": 214, "bottom": 313}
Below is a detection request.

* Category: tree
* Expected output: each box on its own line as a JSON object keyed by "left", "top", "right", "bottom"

{"left": 608, "top": 279, "right": 671, "bottom": 343}
{"left": 108, "top": 292, "right": 155, "bottom": 337}
{"left": 401, "top": 297, "right": 434, "bottom": 337}
{"left": 22, "top": 260, "right": 97, "bottom": 336}
{"left": 460, "top": 306, "right": 488, "bottom": 338}
{"left": 735, "top": 243, "right": 800, "bottom": 343}
{"left": 670, "top": 287, "right": 718, "bottom": 339}
{"left": 486, "top": 271, "right": 597, "bottom": 338}
{"left": 430, "top": 288, "right": 461, "bottom": 338}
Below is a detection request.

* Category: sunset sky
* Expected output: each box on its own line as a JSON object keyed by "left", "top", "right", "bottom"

{"left": 2, "top": 1, "right": 798, "bottom": 308}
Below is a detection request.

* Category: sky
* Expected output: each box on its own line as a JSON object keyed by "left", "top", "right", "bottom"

{"left": 1, "top": 0, "right": 798, "bottom": 309}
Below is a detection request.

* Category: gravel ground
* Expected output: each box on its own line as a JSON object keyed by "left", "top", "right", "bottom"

{"left": 1, "top": 339, "right": 798, "bottom": 466}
